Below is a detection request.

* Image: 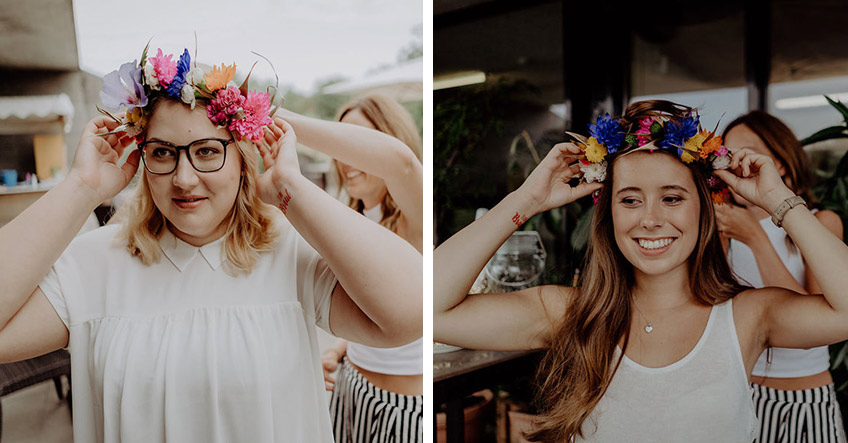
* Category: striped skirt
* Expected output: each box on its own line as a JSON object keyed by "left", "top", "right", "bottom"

{"left": 329, "top": 358, "right": 423, "bottom": 443}
{"left": 752, "top": 383, "right": 847, "bottom": 442}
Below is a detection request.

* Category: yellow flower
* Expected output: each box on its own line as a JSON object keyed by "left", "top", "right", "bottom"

{"left": 204, "top": 63, "right": 236, "bottom": 92}
{"left": 680, "top": 150, "right": 697, "bottom": 164}
{"left": 683, "top": 131, "right": 707, "bottom": 155}
{"left": 126, "top": 108, "right": 146, "bottom": 126}
{"left": 584, "top": 137, "right": 608, "bottom": 163}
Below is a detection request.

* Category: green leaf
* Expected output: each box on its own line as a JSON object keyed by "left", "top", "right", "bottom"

{"left": 826, "top": 95, "right": 848, "bottom": 125}
{"left": 832, "top": 341, "right": 848, "bottom": 370}
{"left": 624, "top": 134, "right": 637, "bottom": 146}
{"left": 800, "top": 126, "right": 848, "bottom": 146}
{"left": 139, "top": 37, "right": 152, "bottom": 67}
{"left": 650, "top": 121, "right": 663, "bottom": 135}
{"left": 570, "top": 206, "right": 595, "bottom": 250}
{"left": 835, "top": 150, "right": 848, "bottom": 178}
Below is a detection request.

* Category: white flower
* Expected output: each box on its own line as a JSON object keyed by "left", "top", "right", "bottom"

{"left": 187, "top": 66, "right": 205, "bottom": 86}
{"left": 712, "top": 154, "right": 731, "bottom": 170}
{"left": 123, "top": 123, "right": 143, "bottom": 138}
{"left": 181, "top": 84, "right": 196, "bottom": 109}
{"left": 580, "top": 160, "right": 607, "bottom": 183}
{"left": 143, "top": 62, "right": 160, "bottom": 90}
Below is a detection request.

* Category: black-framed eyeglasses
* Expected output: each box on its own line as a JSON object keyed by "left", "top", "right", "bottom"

{"left": 138, "top": 138, "right": 235, "bottom": 175}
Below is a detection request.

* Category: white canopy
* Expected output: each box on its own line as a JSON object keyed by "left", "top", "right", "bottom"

{"left": 323, "top": 58, "right": 423, "bottom": 102}
{"left": 0, "top": 94, "right": 74, "bottom": 135}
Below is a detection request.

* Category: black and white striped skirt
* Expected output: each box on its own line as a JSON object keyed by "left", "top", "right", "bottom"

{"left": 752, "top": 383, "right": 846, "bottom": 442}
{"left": 329, "top": 358, "right": 423, "bottom": 443}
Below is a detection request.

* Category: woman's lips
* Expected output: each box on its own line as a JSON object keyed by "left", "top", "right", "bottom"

{"left": 172, "top": 197, "right": 207, "bottom": 209}
{"left": 634, "top": 237, "right": 676, "bottom": 255}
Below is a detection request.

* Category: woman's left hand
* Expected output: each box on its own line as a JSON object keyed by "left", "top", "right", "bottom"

{"left": 714, "top": 202, "right": 766, "bottom": 246}
{"left": 714, "top": 149, "right": 795, "bottom": 215}
{"left": 256, "top": 117, "right": 302, "bottom": 208}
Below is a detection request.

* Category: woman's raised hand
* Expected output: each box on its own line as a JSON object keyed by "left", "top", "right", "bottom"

{"left": 67, "top": 116, "right": 140, "bottom": 205}
{"left": 515, "top": 143, "right": 602, "bottom": 215}
{"left": 714, "top": 149, "right": 795, "bottom": 215}
{"left": 256, "top": 117, "right": 302, "bottom": 206}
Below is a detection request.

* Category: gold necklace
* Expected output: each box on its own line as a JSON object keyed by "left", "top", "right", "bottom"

{"left": 632, "top": 298, "right": 691, "bottom": 333}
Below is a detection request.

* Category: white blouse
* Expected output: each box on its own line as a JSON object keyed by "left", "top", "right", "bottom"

{"left": 39, "top": 215, "right": 337, "bottom": 443}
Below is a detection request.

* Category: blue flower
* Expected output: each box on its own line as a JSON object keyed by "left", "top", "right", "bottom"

{"left": 99, "top": 60, "right": 148, "bottom": 111}
{"left": 658, "top": 116, "right": 699, "bottom": 151}
{"left": 166, "top": 49, "right": 191, "bottom": 98}
{"left": 588, "top": 114, "right": 625, "bottom": 153}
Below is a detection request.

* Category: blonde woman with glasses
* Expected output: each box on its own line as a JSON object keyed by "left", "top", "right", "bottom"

{"left": 0, "top": 46, "right": 421, "bottom": 442}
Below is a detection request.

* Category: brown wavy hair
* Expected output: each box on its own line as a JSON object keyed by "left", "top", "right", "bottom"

{"left": 526, "top": 100, "right": 748, "bottom": 441}
{"left": 335, "top": 93, "right": 422, "bottom": 232}
{"left": 722, "top": 110, "right": 817, "bottom": 205}
{"left": 110, "top": 96, "right": 279, "bottom": 275}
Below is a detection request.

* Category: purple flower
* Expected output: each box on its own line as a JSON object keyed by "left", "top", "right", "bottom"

{"left": 659, "top": 116, "right": 699, "bottom": 151}
{"left": 100, "top": 60, "right": 148, "bottom": 111}
{"left": 166, "top": 49, "right": 191, "bottom": 99}
{"left": 588, "top": 114, "right": 625, "bottom": 153}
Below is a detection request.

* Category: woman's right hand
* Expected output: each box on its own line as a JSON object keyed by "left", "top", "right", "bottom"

{"left": 320, "top": 349, "right": 342, "bottom": 391}
{"left": 515, "top": 142, "right": 602, "bottom": 214}
{"left": 66, "top": 116, "right": 140, "bottom": 205}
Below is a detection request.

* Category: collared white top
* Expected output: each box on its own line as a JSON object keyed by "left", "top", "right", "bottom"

{"left": 39, "top": 215, "right": 337, "bottom": 443}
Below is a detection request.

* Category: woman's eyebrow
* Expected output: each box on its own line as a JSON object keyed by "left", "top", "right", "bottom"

{"left": 615, "top": 186, "right": 641, "bottom": 196}
{"left": 661, "top": 185, "right": 690, "bottom": 193}
{"left": 615, "top": 185, "right": 690, "bottom": 195}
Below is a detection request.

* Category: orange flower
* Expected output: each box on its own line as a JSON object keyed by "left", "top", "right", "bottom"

{"left": 712, "top": 188, "right": 730, "bottom": 204}
{"left": 204, "top": 63, "right": 236, "bottom": 92}
{"left": 700, "top": 134, "right": 722, "bottom": 159}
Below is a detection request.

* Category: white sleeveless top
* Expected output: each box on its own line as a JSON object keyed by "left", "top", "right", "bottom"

{"left": 727, "top": 214, "right": 830, "bottom": 378}
{"left": 346, "top": 204, "right": 423, "bottom": 375}
{"left": 577, "top": 301, "right": 758, "bottom": 442}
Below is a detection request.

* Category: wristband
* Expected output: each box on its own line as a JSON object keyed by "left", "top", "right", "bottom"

{"left": 770, "top": 195, "right": 806, "bottom": 227}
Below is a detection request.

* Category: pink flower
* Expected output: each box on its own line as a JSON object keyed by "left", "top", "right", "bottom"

{"left": 716, "top": 145, "right": 728, "bottom": 157}
{"left": 635, "top": 117, "right": 653, "bottom": 146}
{"left": 206, "top": 86, "right": 245, "bottom": 125}
{"left": 148, "top": 49, "right": 178, "bottom": 87}
{"left": 229, "top": 91, "right": 272, "bottom": 141}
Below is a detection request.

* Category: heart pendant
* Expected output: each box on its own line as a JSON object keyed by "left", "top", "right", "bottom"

{"left": 645, "top": 325, "right": 653, "bottom": 333}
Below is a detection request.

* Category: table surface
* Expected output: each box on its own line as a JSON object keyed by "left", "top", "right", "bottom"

{"left": 0, "top": 182, "right": 55, "bottom": 195}
{"left": 434, "top": 348, "right": 539, "bottom": 383}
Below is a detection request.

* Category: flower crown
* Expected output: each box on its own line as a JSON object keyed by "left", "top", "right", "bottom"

{"left": 567, "top": 112, "right": 733, "bottom": 203}
{"left": 98, "top": 41, "right": 283, "bottom": 142}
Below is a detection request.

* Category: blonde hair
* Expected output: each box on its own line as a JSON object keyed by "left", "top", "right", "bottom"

{"left": 110, "top": 97, "right": 279, "bottom": 275}
{"left": 335, "top": 93, "right": 422, "bottom": 232}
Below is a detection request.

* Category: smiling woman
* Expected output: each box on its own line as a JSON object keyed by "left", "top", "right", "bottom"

{"left": 434, "top": 100, "right": 848, "bottom": 442}
{"left": 0, "top": 42, "right": 422, "bottom": 443}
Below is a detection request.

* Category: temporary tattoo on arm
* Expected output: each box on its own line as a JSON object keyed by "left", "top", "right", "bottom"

{"left": 277, "top": 189, "right": 292, "bottom": 214}
{"left": 511, "top": 212, "right": 528, "bottom": 227}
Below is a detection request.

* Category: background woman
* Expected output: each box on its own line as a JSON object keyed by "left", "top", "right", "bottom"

{"left": 434, "top": 100, "right": 848, "bottom": 441}
{"left": 278, "top": 93, "right": 424, "bottom": 442}
{"left": 719, "top": 110, "right": 845, "bottom": 442}
{"left": 0, "top": 47, "right": 421, "bottom": 442}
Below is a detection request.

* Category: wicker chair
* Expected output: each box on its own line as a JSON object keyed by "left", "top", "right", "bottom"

{"left": 0, "top": 349, "right": 71, "bottom": 439}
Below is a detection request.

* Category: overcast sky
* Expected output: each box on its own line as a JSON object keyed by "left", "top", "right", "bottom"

{"left": 73, "top": 0, "right": 422, "bottom": 94}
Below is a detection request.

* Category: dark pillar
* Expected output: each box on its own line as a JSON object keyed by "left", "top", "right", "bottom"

{"left": 562, "top": 1, "right": 632, "bottom": 133}
{"left": 744, "top": 0, "right": 771, "bottom": 111}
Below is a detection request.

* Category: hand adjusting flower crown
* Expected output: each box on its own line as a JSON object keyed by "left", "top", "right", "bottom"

{"left": 567, "top": 112, "right": 733, "bottom": 203}
{"left": 98, "top": 41, "right": 284, "bottom": 142}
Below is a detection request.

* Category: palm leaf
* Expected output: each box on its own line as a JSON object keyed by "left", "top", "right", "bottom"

{"left": 800, "top": 126, "right": 848, "bottom": 146}
{"left": 826, "top": 95, "right": 848, "bottom": 124}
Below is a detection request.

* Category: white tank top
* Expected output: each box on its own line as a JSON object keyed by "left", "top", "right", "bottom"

{"left": 346, "top": 204, "right": 423, "bottom": 375}
{"left": 577, "top": 301, "right": 758, "bottom": 442}
{"left": 727, "top": 213, "right": 830, "bottom": 378}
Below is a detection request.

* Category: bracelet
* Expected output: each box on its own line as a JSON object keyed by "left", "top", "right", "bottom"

{"left": 770, "top": 195, "right": 807, "bottom": 227}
